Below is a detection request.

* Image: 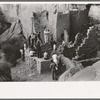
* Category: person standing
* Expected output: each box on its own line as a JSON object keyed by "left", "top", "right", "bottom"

{"left": 44, "top": 29, "right": 49, "bottom": 44}
{"left": 28, "top": 33, "right": 36, "bottom": 49}
{"left": 37, "top": 32, "right": 41, "bottom": 40}
{"left": 50, "top": 35, "right": 54, "bottom": 50}
{"left": 28, "top": 34, "right": 33, "bottom": 49}
{"left": 53, "top": 43, "right": 57, "bottom": 51}
{"left": 62, "top": 40, "right": 66, "bottom": 47}
{"left": 52, "top": 52, "right": 58, "bottom": 66}
{"left": 36, "top": 37, "right": 41, "bottom": 58}
{"left": 50, "top": 60, "right": 58, "bottom": 80}
{"left": 31, "top": 33, "right": 36, "bottom": 49}
{"left": 28, "top": 35, "right": 31, "bottom": 48}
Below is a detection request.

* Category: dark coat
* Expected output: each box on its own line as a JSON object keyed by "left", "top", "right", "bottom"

{"left": 36, "top": 39, "right": 41, "bottom": 50}
{"left": 50, "top": 62, "right": 58, "bottom": 72}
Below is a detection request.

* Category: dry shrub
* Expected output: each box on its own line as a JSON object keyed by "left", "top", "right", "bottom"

{"left": 0, "top": 62, "right": 12, "bottom": 81}
{"left": 1, "top": 37, "right": 25, "bottom": 65}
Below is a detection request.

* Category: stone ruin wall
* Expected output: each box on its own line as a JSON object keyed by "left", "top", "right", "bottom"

{"left": 43, "top": 4, "right": 89, "bottom": 43}
{"left": 60, "top": 5, "right": 100, "bottom": 61}
{"left": 56, "top": 12, "right": 70, "bottom": 43}
{"left": 69, "top": 4, "right": 100, "bottom": 61}
{"left": 0, "top": 4, "right": 58, "bottom": 40}
{"left": 1, "top": 4, "right": 100, "bottom": 61}
{"left": 40, "top": 4, "right": 89, "bottom": 43}
{"left": 70, "top": 9, "right": 89, "bottom": 42}
{"left": 0, "top": 4, "right": 100, "bottom": 47}
{"left": 76, "top": 26, "right": 99, "bottom": 60}
{"left": 0, "top": 4, "right": 89, "bottom": 43}
{"left": 75, "top": 5, "right": 100, "bottom": 60}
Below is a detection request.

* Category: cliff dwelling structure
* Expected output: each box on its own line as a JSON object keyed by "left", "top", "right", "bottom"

{"left": 0, "top": 3, "right": 100, "bottom": 82}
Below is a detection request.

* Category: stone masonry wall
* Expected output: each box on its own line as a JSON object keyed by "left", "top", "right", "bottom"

{"left": 56, "top": 12, "right": 70, "bottom": 43}
{"left": 70, "top": 9, "right": 89, "bottom": 42}
{"left": 0, "top": 4, "right": 89, "bottom": 42}
{"left": 33, "top": 12, "right": 44, "bottom": 43}
{"left": 76, "top": 26, "right": 100, "bottom": 60}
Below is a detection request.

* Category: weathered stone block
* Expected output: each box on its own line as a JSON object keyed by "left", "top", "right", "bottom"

{"left": 36, "top": 58, "right": 51, "bottom": 74}
{"left": 25, "top": 55, "right": 51, "bottom": 74}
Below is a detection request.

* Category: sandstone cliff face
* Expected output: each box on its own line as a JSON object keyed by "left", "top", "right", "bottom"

{"left": 0, "top": 4, "right": 100, "bottom": 43}
{"left": 0, "top": 20, "right": 24, "bottom": 43}
{"left": 89, "top": 5, "right": 100, "bottom": 24}
{"left": 0, "top": 4, "right": 88, "bottom": 42}
{"left": 0, "top": 4, "right": 42, "bottom": 39}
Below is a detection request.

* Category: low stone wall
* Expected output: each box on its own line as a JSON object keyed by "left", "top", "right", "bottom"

{"left": 76, "top": 26, "right": 99, "bottom": 60}
{"left": 25, "top": 55, "right": 51, "bottom": 74}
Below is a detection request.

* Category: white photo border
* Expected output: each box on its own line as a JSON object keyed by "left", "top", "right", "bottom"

{"left": 0, "top": 1, "right": 100, "bottom": 99}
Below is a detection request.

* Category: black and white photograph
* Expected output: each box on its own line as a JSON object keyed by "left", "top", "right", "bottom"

{"left": 0, "top": 2, "right": 100, "bottom": 82}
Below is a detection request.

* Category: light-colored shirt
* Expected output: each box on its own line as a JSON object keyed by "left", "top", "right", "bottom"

{"left": 52, "top": 54, "right": 58, "bottom": 65}
{"left": 62, "top": 41, "right": 66, "bottom": 46}
{"left": 44, "top": 30, "right": 49, "bottom": 43}
{"left": 53, "top": 44, "right": 56, "bottom": 51}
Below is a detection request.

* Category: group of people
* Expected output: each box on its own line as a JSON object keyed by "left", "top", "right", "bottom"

{"left": 28, "top": 32, "right": 42, "bottom": 58}
{"left": 49, "top": 29, "right": 73, "bottom": 81}
{"left": 28, "top": 29, "right": 57, "bottom": 58}
{"left": 50, "top": 47, "right": 67, "bottom": 81}
{"left": 50, "top": 52, "right": 59, "bottom": 80}
{"left": 49, "top": 39, "right": 65, "bottom": 80}
{"left": 28, "top": 29, "right": 70, "bottom": 81}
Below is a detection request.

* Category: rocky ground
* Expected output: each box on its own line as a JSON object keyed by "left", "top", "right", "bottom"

{"left": 11, "top": 59, "right": 54, "bottom": 82}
